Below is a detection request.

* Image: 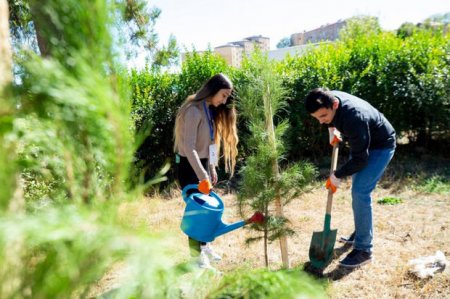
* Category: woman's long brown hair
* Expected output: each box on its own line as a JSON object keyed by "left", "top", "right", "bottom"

{"left": 174, "top": 74, "right": 238, "bottom": 176}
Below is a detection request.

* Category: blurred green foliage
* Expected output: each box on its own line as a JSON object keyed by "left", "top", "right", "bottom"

{"left": 8, "top": 0, "right": 135, "bottom": 204}
{"left": 1, "top": 0, "right": 183, "bottom": 297}
{"left": 209, "top": 268, "right": 326, "bottom": 298}
{"left": 0, "top": 205, "right": 183, "bottom": 298}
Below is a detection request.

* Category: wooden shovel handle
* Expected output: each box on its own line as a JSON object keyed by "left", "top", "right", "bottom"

{"left": 326, "top": 144, "right": 339, "bottom": 215}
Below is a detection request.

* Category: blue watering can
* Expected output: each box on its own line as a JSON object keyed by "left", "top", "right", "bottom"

{"left": 180, "top": 184, "right": 246, "bottom": 242}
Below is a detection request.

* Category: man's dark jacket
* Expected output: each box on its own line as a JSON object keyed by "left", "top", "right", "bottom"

{"left": 330, "top": 91, "right": 396, "bottom": 178}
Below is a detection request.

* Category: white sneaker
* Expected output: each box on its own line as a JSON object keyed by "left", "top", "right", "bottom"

{"left": 197, "top": 251, "right": 213, "bottom": 269}
{"left": 201, "top": 244, "right": 222, "bottom": 262}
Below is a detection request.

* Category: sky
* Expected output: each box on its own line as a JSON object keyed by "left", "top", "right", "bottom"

{"left": 149, "top": 0, "right": 450, "bottom": 51}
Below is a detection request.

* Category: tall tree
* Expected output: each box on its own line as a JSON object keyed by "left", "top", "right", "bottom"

{"left": 12, "top": 0, "right": 136, "bottom": 204}
{"left": 397, "top": 22, "right": 417, "bottom": 38}
{"left": 0, "top": 0, "right": 12, "bottom": 85}
{"left": 339, "top": 15, "right": 382, "bottom": 42}
{"left": 7, "top": 0, "right": 178, "bottom": 68}
{"left": 426, "top": 12, "right": 450, "bottom": 24}
{"left": 276, "top": 37, "right": 292, "bottom": 48}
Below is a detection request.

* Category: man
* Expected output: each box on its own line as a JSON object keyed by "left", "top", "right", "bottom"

{"left": 305, "top": 88, "right": 396, "bottom": 268}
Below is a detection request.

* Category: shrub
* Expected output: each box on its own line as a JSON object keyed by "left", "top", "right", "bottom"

{"left": 209, "top": 268, "right": 326, "bottom": 298}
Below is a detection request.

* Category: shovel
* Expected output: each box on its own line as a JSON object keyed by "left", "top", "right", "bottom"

{"left": 309, "top": 143, "right": 339, "bottom": 269}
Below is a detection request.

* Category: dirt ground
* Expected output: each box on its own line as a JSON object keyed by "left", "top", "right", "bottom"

{"left": 96, "top": 180, "right": 450, "bottom": 298}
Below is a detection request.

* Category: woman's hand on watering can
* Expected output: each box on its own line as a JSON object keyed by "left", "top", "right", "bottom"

{"left": 198, "top": 179, "right": 212, "bottom": 194}
{"left": 246, "top": 211, "right": 265, "bottom": 224}
{"left": 210, "top": 167, "right": 218, "bottom": 185}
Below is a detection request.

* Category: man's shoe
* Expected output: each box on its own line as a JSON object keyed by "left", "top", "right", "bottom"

{"left": 201, "top": 244, "right": 222, "bottom": 262}
{"left": 339, "top": 231, "right": 355, "bottom": 245}
{"left": 339, "top": 249, "right": 372, "bottom": 269}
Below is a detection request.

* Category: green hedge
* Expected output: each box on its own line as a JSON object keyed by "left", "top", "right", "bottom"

{"left": 281, "top": 27, "right": 450, "bottom": 160}
{"left": 130, "top": 25, "right": 450, "bottom": 185}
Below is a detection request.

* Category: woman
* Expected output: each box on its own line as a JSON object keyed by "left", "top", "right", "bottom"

{"left": 174, "top": 73, "right": 238, "bottom": 269}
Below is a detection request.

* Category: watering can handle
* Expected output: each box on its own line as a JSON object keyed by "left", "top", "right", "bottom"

{"left": 182, "top": 184, "right": 200, "bottom": 202}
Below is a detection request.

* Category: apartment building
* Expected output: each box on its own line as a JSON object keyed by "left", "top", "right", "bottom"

{"left": 182, "top": 20, "right": 347, "bottom": 67}
{"left": 213, "top": 44, "right": 243, "bottom": 68}
{"left": 212, "top": 35, "right": 270, "bottom": 67}
{"left": 291, "top": 20, "right": 346, "bottom": 45}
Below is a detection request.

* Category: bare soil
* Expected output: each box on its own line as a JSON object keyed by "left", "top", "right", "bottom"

{"left": 97, "top": 182, "right": 450, "bottom": 298}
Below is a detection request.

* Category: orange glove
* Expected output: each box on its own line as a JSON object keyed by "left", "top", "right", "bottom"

{"left": 328, "top": 127, "right": 342, "bottom": 146}
{"left": 325, "top": 174, "right": 341, "bottom": 194}
{"left": 198, "top": 179, "right": 212, "bottom": 194}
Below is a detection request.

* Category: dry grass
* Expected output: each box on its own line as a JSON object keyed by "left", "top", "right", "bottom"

{"left": 112, "top": 181, "right": 450, "bottom": 299}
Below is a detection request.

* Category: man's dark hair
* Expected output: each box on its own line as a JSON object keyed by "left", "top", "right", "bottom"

{"left": 304, "top": 87, "right": 335, "bottom": 113}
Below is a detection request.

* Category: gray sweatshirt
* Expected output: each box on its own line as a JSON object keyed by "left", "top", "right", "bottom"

{"left": 176, "top": 101, "right": 212, "bottom": 181}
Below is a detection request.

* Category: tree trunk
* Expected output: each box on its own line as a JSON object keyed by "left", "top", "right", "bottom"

{"left": 34, "top": 22, "right": 50, "bottom": 56}
{"left": 0, "top": 0, "right": 12, "bottom": 87}
{"left": 264, "top": 85, "right": 290, "bottom": 269}
{"left": 30, "top": 1, "right": 51, "bottom": 56}
{"left": 0, "top": 6, "right": 24, "bottom": 297}
{"left": 1, "top": 0, "right": 23, "bottom": 214}
{"left": 264, "top": 204, "right": 269, "bottom": 267}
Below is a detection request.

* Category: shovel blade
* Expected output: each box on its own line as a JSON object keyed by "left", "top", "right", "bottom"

{"left": 309, "top": 228, "right": 337, "bottom": 269}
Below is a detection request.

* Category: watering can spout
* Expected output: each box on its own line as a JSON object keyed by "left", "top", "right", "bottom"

{"left": 214, "top": 220, "right": 246, "bottom": 238}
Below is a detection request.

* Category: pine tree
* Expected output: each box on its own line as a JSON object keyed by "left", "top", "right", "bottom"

{"left": 237, "top": 52, "right": 316, "bottom": 268}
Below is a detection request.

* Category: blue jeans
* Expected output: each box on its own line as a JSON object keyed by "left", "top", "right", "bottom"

{"left": 351, "top": 147, "right": 395, "bottom": 252}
